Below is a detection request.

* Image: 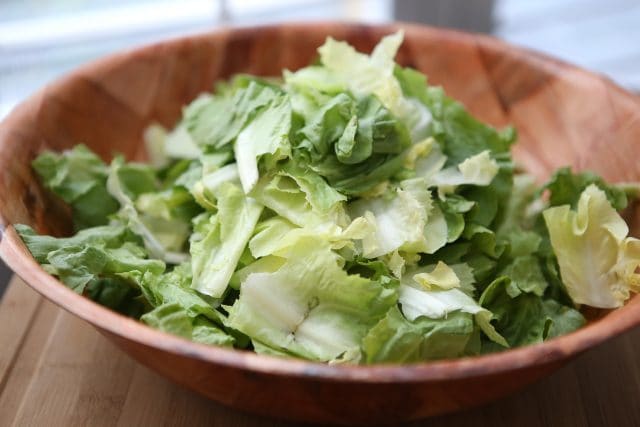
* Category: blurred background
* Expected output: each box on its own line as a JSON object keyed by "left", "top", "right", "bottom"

{"left": 1, "top": 0, "right": 639, "bottom": 294}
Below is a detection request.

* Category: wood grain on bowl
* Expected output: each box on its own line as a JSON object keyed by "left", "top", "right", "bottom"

{"left": 1, "top": 23, "right": 640, "bottom": 425}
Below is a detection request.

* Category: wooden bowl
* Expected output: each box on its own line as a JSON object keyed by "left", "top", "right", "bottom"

{"left": 1, "top": 22, "right": 640, "bottom": 425}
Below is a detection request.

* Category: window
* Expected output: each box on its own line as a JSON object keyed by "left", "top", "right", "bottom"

{"left": 0, "top": 0, "right": 392, "bottom": 117}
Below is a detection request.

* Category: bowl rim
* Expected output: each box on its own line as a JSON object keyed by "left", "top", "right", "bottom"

{"left": 1, "top": 21, "right": 640, "bottom": 384}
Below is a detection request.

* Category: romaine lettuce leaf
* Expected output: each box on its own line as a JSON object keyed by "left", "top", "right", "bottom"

{"left": 184, "top": 81, "right": 281, "bottom": 149}
{"left": 140, "top": 262, "right": 223, "bottom": 323}
{"left": 191, "top": 163, "right": 241, "bottom": 210}
{"left": 32, "top": 145, "right": 119, "bottom": 229}
{"left": 431, "top": 150, "right": 499, "bottom": 193}
{"left": 544, "top": 167, "right": 628, "bottom": 210}
{"left": 430, "top": 96, "right": 515, "bottom": 167}
{"left": 280, "top": 162, "right": 347, "bottom": 217}
{"left": 226, "top": 236, "right": 397, "bottom": 362}
{"left": 15, "top": 223, "right": 132, "bottom": 263}
{"left": 235, "top": 93, "right": 292, "bottom": 193}
{"left": 412, "top": 261, "right": 460, "bottom": 290}
{"left": 16, "top": 223, "right": 164, "bottom": 316}
{"left": 291, "top": 90, "right": 410, "bottom": 196}
{"left": 349, "top": 185, "right": 428, "bottom": 258}
{"left": 362, "top": 306, "right": 475, "bottom": 363}
{"left": 348, "top": 176, "right": 450, "bottom": 259}
{"left": 480, "top": 277, "right": 585, "bottom": 350}
{"left": 399, "top": 265, "right": 507, "bottom": 347}
{"left": 144, "top": 123, "right": 202, "bottom": 167}
{"left": 141, "top": 303, "right": 234, "bottom": 346}
{"left": 135, "top": 187, "right": 201, "bottom": 226}
{"left": 190, "top": 182, "right": 263, "bottom": 298}
{"left": 499, "top": 255, "right": 548, "bottom": 297}
{"left": 543, "top": 184, "right": 640, "bottom": 308}
{"left": 107, "top": 158, "right": 189, "bottom": 264}
{"left": 43, "top": 242, "right": 164, "bottom": 293}
{"left": 495, "top": 173, "right": 538, "bottom": 237}
{"left": 248, "top": 215, "right": 370, "bottom": 259}
{"left": 436, "top": 194, "right": 475, "bottom": 243}
{"left": 318, "top": 31, "right": 431, "bottom": 141}
{"left": 250, "top": 167, "right": 349, "bottom": 229}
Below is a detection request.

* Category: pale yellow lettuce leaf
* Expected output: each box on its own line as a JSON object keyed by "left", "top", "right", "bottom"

{"left": 543, "top": 184, "right": 640, "bottom": 308}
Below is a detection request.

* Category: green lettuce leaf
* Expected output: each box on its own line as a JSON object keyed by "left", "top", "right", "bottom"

{"left": 480, "top": 277, "right": 585, "bottom": 350}
{"left": 226, "top": 236, "right": 397, "bottom": 362}
{"left": 191, "top": 163, "right": 241, "bottom": 211}
{"left": 499, "top": 255, "right": 547, "bottom": 297}
{"left": 184, "top": 81, "right": 280, "bottom": 149}
{"left": 134, "top": 183, "right": 198, "bottom": 255}
{"left": 399, "top": 265, "right": 507, "bottom": 347}
{"left": 141, "top": 303, "right": 234, "bottom": 346}
{"left": 281, "top": 162, "right": 347, "bottom": 214}
{"left": 248, "top": 214, "right": 370, "bottom": 260}
{"left": 135, "top": 186, "right": 202, "bottom": 227}
{"left": 84, "top": 276, "right": 149, "bottom": 317}
{"left": 437, "top": 194, "right": 475, "bottom": 243}
{"left": 190, "top": 182, "right": 263, "bottom": 298}
{"left": 431, "top": 150, "right": 499, "bottom": 193}
{"left": 16, "top": 223, "right": 164, "bottom": 316}
{"left": 349, "top": 177, "right": 449, "bottom": 258}
{"left": 250, "top": 166, "right": 349, "bottom": 229}
{"left": 32, "top": 145, "right": 119, "bottom": 229}
{"left": 284, "top": 66, "right": 345, "bottom": 95}
{"left": 318, "top": 31, "right": 432, "bottom": 141}
{"left": 495, "top": 173, "right": 539, "bottom": 237}
{"left": 107, "top": 158, "right": 189, "bottom": 264}
{"left": 140, "top": 262, "right": 223, "bottom": 323}
{"left": 362, "top": 306, "right": 475, "bottom": 363}
{"left": 431, "top": 97, "right": 514, "bottom": 167}
{"left": 16, "top": 223, "right": 131, "bottom": 263}
{"left": 291, "top": 90, "right": 410, "bottom": 196}
{"left": 349, "top": 185, "right": 429, "bottom": 258}
{"left": 235, "top": 93, "right": 292, "bottom": 193}
{"left": 144, "top": 123, "right": 202, "bottom": 168}
{"left": 43, "top": 242, "right": 164, "bottom": 292}
{"left": 544, "top": 167, "right": 628, "bottom": 210}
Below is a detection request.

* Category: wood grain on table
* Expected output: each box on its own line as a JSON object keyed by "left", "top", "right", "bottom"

{"left": 1, "top": 275, "right": 639, "bottom": 427}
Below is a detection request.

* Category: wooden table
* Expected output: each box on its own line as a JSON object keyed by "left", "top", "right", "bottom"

{"left": 1, "top": 276, "right": 639, "bottom": 427}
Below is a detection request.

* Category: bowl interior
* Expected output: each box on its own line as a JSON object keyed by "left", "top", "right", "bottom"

{"left": 1, "top": 22, "right": 640, "bottom": 381}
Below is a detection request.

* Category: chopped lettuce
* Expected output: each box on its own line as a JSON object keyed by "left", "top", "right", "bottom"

{"left": 317, "top": 31, "right": 431, "bottom": 141}
{"left": 399, "top": 265, "right": 507, "bottom": 347}
{"left": 184, "top": 81, "right": 280, "bottom": 149}
{"left": 235, "top": 93, "right": 292, "bottom": 193}
{"left": 16, "top": 223, "right": 164, "bottom": 317}
{"left": 107, "top": 157, "right": 189, "bottom": 264}
{"left": 190, "top": 182, "right": 263, "bottom": 298}
{"left": 290, "top": 90, "right": 411, "bottom": 196}
{"left": 17, "top": 31, "right": 634, "bottom": 365}
{"left": 544, "top": 167, "right": 628, "bottom": 210}
{"left": 142, "top": 303, "right": 234, "bottom": 346}
{"left": 349, "top": 185, "right": 430, "bottom": 258}
{"left": 144, "top": 123, "right": 202, "bottom": 167}
{"left": 250, "top": 166, "right": 349, "bottom": 229}
{"left": 412, "top": 261, "right": 460, "bottom": 290}
{"left": 543, "top": 185, "right": 640, "bottom": 308}
{"left": 480, "top": 277, "right": 585, "bottom": 350}
{"left": 431, "top": 150, "right": 499, "bottom": 193}
{"left": 362, "top": 306, "right": 475, "bottom": 363}
{"left": 227, "top": 236, "right": 397, "bottom": 362}
{"left": 32, "top": 145, "right": 119, "bottom": 229}
{"left": 139, "top": 262, "right": 235, "bottom": 346}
